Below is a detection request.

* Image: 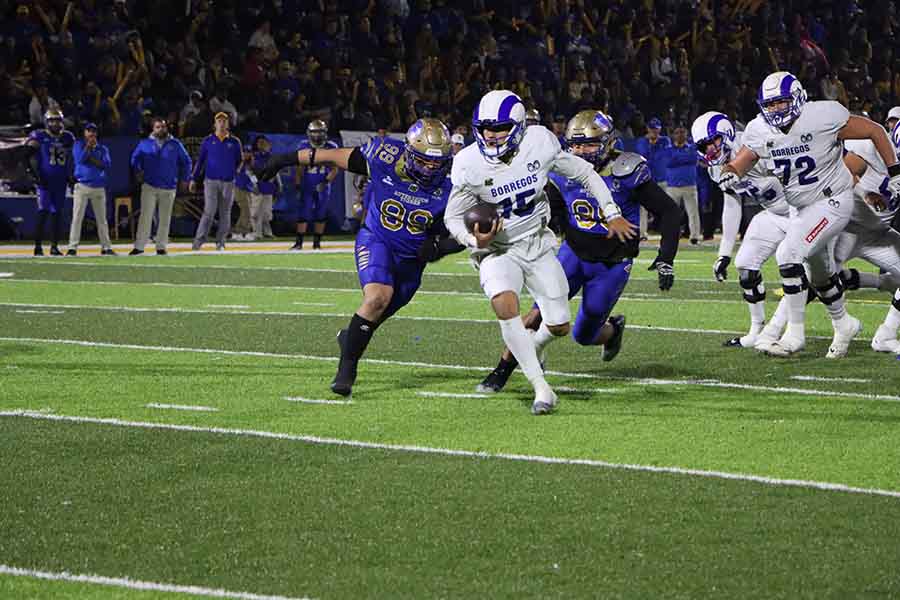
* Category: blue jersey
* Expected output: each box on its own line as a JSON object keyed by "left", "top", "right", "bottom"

{"left": 360, "top": 137, "right": 451, "bottom": 260}
{"left": 549, "top": 152, "right": 649, "bottom": 236}
{"left": 298, "top": 139, "right": 340, "bottom": 192}
{"left": 29, "top": 129, "right": 75, "bottom": 183}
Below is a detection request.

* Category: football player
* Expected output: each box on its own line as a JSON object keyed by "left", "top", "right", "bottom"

{"left": 26, "top": 109, "right": 75, "bottom": 256}
{"left": 292, "top": 120, "right": 339, "bottom": 250}
{"left": 695, "top": 111, "right": 791, "bottom": 349}
{"left": 258, "top": 118, "right": 461, "bottom": 396}
{"left": 719, "top": 71, "right": 900, "bottom": 358}
{"left": 525, "top": 108, "right": 541, "bottom": 127}
{"left": 477, "top": 110, "right": 680, "bottom": 394}
{"left": 445, "top": 91, "right": 636, "bottom": 415}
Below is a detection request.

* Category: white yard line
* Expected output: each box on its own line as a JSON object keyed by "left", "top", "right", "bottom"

{"left": 206, "top": 304, "right": 250, "bottom": 309}
{"left": 0, "top": 336, "right": 896, "bottom": 403}
{"left": 14, "top": 309, "right": 65, "bottom": 314}
{"left": 0, "top": 272, "right": 14, "bottom": 278}
{"left": 284, "top": 396, "right": 353, "bottom": 405}
{"left": 0, "top": 564, "right": 313, "bottom": 600}
{"left": 146, "top": 403, "right": 219, "bottom": 412}
{"left": 416, "top": 391, "right": 490, "bottom": 399}
{"left": 2, "top": 410, "right": 899, "bottom": 499}
{"left": 791, "top": 375, "right": 872, "bottom": 384}
{"left": 292, "top": 302, "right": 336, "bottom": 307}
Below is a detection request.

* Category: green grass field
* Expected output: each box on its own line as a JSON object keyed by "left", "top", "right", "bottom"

{"left": 1, "top": 243, "right": 899, "bottom": 599}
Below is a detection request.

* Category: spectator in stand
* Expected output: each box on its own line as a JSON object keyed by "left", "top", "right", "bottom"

{"left": 179, "top": 90, "right": 210, "bottom": 136}
{"left": 451, "top": 133, "right": 465, "bottom": 155}
{"left": 664, "top": 123, "right": 700, "bottom": 245}
{"left": 130, "top": 117, "right": 192, "bottom": 256}
{"left": 209, "top": 87, "right": 238, "bottom": 128}
{"left": 190, "top": 112, "right": 243, "bottom": 251}
{"left": 634, "top": 117, "right": 671, "bottom": 240}
{"left": 28, "top": 81, "right": 58, "bottom": 127}
{"left": 68, "top": 122, "right": 114, "bottom": 256}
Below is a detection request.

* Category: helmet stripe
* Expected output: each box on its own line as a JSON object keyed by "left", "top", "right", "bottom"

{"left": 779, "top": 73, "right": 796, "bottom": 98}
{"left": 496, "top": 94, "right": 521, "bottom": 122}
{"left": 706, "top": 114, "right": 727, "bottom": 141}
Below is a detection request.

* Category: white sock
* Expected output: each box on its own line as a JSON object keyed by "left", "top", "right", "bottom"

{"left": 763, "top": 297, "right": 789, "bottom": 336}
{"left": 532, "top": 322, "right": 557, "bottom": 353}
{"left": 499, "top": 316, "right": 545, "bottom": 385}
{"left": 883, "top": 290, "right": 900, "bottom": 333}
{"left": 746, "top": 301, "right": 765, "bottom": 333}
{"left": 824, "top": 295, "right": 848, "bottom": 322}
{"left": 784, "top": 289, "right": 806, "bottom": 340}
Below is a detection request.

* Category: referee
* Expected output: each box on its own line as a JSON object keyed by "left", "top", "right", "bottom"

{"left": 190, "top": 112, "right": 242, "bottom": 251}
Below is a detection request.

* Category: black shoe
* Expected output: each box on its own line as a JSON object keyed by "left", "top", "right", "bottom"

{"left": 66, "top": 249, "right": 77, "bottom": 257}
{"left": 33, "top": 245, "right": 44, "bottom": 256}
{"left": 602, "top": 315, "right": 626, "bottom": 362}
{"left": 330, "top": 329, "right": 357, "bottom": 397}
{"left": 156, "top": 249, "right": 167, "bottom": 256}
{"left": 476, "top": 360, "right": 516, "bottom": 393}
{"left": 690, "top": 238, "right": 699, "bottom": 245}
{"left": 723, "top": 337, "right": 743, "bottom": 347}
{"left": 290, "top": 241, "right": 303, "bottom": 250}
{"left": 313, "top": 241, "right": 321, "bottom": 250}
{"left": 101, "top": 248, "right": 117, "bottom": 256}
{"left": 49, "top": 245, "right": 63, "bottom": 256}
{"left": 128, "top": 249, "right": 143, "bottom": 256}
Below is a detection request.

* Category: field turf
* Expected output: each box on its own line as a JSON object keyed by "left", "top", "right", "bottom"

{"left": 1, "top": 242, "right": 899, "bottom": 599}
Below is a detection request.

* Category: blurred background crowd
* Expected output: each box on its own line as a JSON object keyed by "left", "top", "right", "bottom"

{"left": 0, "top": 0, "right": 894, "bottom": 139}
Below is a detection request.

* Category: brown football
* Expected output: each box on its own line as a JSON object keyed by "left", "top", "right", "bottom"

{"left": 464, "top": 203, "right": 498, "bottom": 233}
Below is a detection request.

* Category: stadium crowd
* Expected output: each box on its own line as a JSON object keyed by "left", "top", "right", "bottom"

{"left": 1, "top": 0, "right": 895, "bottom": 139}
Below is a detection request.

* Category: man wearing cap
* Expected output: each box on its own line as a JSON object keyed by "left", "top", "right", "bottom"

{"left": 130, "top": 117, "right": 192, "bottom": 255}
{"left": 179, "top": 90, "right": 211, "bottom": 137}
{"left": 450, "top": 133, "right": 465, "bottom": 155}
{"left": 68, "top": 123, "right": 115, "bottom": 256}
{"left": 248, "top": 135, "right": 280, "bottom": 240}
{"left": 231, "top": 144, "right": 255, "bottom": 240}
{"left": 634, "top": 117, "right": 672, "bottom": 239}
{"left": 190, "top": 112, "right": 243, "bottom": 251}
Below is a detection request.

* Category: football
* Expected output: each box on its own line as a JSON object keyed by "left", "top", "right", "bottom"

{"left": 464, "top": 203, "right": 498, "bottom": 234}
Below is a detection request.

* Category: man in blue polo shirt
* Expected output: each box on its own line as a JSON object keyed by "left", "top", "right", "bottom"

{"left": 68, "top": 122, "right": 114, "bottom": 256}
{"left": 190, "top": 112, "right": 243, "bottom": 251}
{"left": 664, "top": 122, "right": 700, "bottom": 244}
{"left": 634, "top": 117, "right": 671, "bottom": 239}
{"left": 130, "top": 117, "right": 192, "bottom": 256}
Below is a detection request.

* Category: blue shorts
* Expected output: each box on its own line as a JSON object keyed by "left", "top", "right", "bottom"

{"left": 37, "top": 186, "right": 66, "bottom": 214}
{"left": 355, "top": 227, "right": 424, "bottom": 321}
{"left": 299, "top": 191, "right": 329, "bottom": 223}
{"left": 556, "top": 242, "right": 632, "bottom": 346}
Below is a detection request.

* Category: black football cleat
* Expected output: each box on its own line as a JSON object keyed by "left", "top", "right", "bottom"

{"left": 476, "top": 359, "right": 516, "bottom": 393}
{"left": 129, "top": 249, "right": 143, "bottom": 256}
{"left": 602, "top": 315, "right": 626, "bottom": 362}
{"left": 49, "top": 245, "right": 63, "bottom": 256}
{"left": 33, "top": 245, "right": 44, "bottom": 256}
{"left": 156, "top": 249, "right": 167, "bottom": 256}
{"left": 101, "top": 248, "right": 117, "bottom": 256}
{"left": 66, "top": 249, "right": 77, "bottom": 257}
{"left": 290, "top": 241, "right": 303, "bottom": 251}
{"left": 723, "top": 337, "right": 743, "bottom": 347}
{"left": 330, "top": 328, "right": 357, "bottom": 397}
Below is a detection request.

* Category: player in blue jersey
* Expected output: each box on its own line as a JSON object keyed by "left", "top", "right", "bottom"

{"left": 291, "top": 120, "right": 340, "bottom": 250}
{"left": 26, "top": 109, "right": 76, "bottom": 255}
{"left": 478, "top": 110, "right": 682, "bottom": 393}
{"left": 258, "top": 118, "right": 462, "bottom": 396}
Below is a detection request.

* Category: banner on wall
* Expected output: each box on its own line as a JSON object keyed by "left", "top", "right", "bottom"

{"left": 338, "top": 130, "right": 404, "bottom": 218}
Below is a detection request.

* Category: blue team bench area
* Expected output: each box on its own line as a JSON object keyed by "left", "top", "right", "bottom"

{"left": 0, "top": 132, "right": 351, "bottom": 241}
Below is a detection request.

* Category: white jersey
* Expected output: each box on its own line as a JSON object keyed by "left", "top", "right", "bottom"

{"left": 844, "top": 137, "right": 899, "bottom": 226}
{"left": 742, "top": 100, "right": 853, "bottom": 208}
{"left": 446, "top": 125, "right": 616, "bottom": 251}
{"left": 710, "top": 132, "right": 789, "bottom": 217}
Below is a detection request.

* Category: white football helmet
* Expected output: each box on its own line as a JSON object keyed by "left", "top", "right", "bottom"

{"left": 472, "top": 90, "right": 526, "bottom": 163}
{"left": 892, "top": 119, "right": 900, "bottom": 150}
{"left": 757, "top": 71, "right": 806, "bottom": 128}
{"left": 691, "top": 111, "right": 736, "bottom": 166}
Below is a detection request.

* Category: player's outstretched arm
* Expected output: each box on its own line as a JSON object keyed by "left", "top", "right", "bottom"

{"left": 257, "top": 147, "right": 359, "bottom": 181}
{"left": 838, "top": 116, "right": 898, "bottom": 173}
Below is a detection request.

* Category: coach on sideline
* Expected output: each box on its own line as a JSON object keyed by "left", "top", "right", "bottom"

{"left": 68, "top": 122, "right": 115, "bottom": 256}
{"left": 190, "top": 112, "right": 242, "bottom": 251}
{"left": 129, "top": 117, "right": 192, "bottom": 256}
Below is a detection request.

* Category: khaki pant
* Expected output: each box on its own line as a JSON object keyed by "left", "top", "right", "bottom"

{"left": 250, "top": 193, "right": 273, "bottom": 238}
{"left": 233, "top": 187, "right": 252, "bottom": 235}
{"left": 667, "top": 184, "right": 701, "bottom": 241}
{"left": 69, "top": 183, "right": 111, "bottom": 250}
{"left": 135, "top": 183, "right": 176, "bottom": 251}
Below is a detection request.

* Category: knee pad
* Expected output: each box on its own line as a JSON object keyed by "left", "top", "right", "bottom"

{"left": 839, "top": 268, "right": 861, "bottom": 291}
{"left": 779, "top": 263, "right": 807, "bottom": 295}
{"left": 893, "top": 290, "right": 900, "bottom": 311}
{"left": 738, "top": 269, "right": 765, "bottom": 303}
{"left": 814, "top": 273, "right": 844, "bottom": 305}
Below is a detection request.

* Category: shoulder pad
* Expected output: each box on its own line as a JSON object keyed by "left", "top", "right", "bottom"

{"left": 611, "top": 152, "right": 647, "bottom": 178}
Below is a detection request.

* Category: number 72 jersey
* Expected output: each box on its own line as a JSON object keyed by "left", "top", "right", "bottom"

{"left": 741, "top": 100, "right": 854, "bottom": 208}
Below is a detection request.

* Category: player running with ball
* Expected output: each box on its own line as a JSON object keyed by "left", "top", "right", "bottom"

{"left": 445, "top": 92, "right": 636, "bottom": 415}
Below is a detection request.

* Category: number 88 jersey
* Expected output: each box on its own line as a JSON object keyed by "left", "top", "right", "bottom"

{"left": 741, "top": 100, "right": 853, "bottom": 208}
{"left": 360, "top": 137, "right": 451, "bottom": 260}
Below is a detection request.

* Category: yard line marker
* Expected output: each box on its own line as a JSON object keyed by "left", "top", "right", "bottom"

{"left": 2, "top": 410, "right": 899, "bottom": 499}
{"left": 0, "top": 336, "right": 896, "bottom": 403}
{"left": 0, "top": 272, "right": 13, "bottom": 277}
{"left": 292, "top": 302, "right": 335, "bottom": 307}
{"left": 284, "top": 396, "right": 353, "bottom": 405}
{"left": 207, "top": 304, "right": 249, "bottom": 309}
{"left": 791, "top": 375, "right": 871, "bottom": 383}
{"left": 0, "top": 564, "right": 313, "bottom": 600}
{"left": 416, "top": 391, "right": 489, "bottom": 399}
{"left": 146, "top": 403, "right": 219, "bottom": 412}
{"left": 14, "top": 309, "right": 65, "bottom": 314}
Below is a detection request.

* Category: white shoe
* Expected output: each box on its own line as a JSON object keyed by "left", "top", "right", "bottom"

{"left": 826, "top": 316, "right": 861, "bottom": 359}
{"left": 871, "top": 325, "right": 900, "bottom": 353}
{"left": 738, "top": 332, "right": 758, "bottom": 348}
{"left": 760, "top": 334, "right": 805, "bottom": 357}
{"left": 531, "top": 384, "right": 558, "bottom": 416}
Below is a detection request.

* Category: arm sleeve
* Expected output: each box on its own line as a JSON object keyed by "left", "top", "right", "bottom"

{"left": 550, "top": 147, "right": 621, "bottom": 220}
{"left": 192, "top": 138, "right": 207, "bottom": 181}
{"left": 446, "top": 166, "right": 479, "bottom": 248}
{"left": 346, "top": 147, "right": 369, "bottom": 175}
{"left": 717, "top": 192, "right": 742, "bottom": 257}
{"left": 545, "top": 180, "right": 568, "bottom": 235}
{"left": 635, "top": 180, "right": 680, "bottom": 264}
{"left": 130, "top": 145, "right": 142, "bottom": 171}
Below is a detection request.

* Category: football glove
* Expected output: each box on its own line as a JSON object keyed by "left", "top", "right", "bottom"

{"left": 647, "top": 256, "right": 674, "bottom": 291}
{"left": 717, "top": 170, "right": 740, "bottom": 192}
{"left": 713, "top": 255, "right": 731, "bottom": 282}
{"left": 888, "top": 163, "right": 900, "bottom": 199}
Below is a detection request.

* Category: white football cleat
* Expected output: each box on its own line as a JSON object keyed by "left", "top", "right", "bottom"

{"left": 759, "top": 334, "right": 805, "bottom": 357}
{"left": 531, "top": 385, "right": 558, "bottom": 416}
{"left": 826, "top": 316, "right": 861, "bottom": 359}
{"left": 871, "top": 325, "right": 900, "bottom": 353}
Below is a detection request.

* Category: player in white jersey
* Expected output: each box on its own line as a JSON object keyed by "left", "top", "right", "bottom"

{"left": 719, "top": 71, "right": 900, "bottom": 358}
{"left": 692, "top": 111, "right": 792, "bottom": 348}
{"left": 840, "top": 129, "right": 900, "bottom": 352}
{"left": 445, "top": 90, "right": 636, "bottom": 415}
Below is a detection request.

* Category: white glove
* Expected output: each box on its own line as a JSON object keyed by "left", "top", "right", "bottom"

{"left": 717, "top": 170, "right": 740, "bottom": 192}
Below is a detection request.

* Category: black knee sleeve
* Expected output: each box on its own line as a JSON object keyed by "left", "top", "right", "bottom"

{"left": 893, "top": 290, "right": 900, "bottom": 312}
{"left": 814, "top": 273, "right": 844, "bottom": 306}
{"left": 779, "top": 263, "right": 807, "bottom": 295}
{"left": 839, "top": 268, "right": 861, "bottom": 291}
{"left": 738, "top": 269, "right": 766, "bottom": 303}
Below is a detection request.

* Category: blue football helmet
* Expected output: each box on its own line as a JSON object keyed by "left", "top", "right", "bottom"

{"left": 691, "top": 111, "right": 736, "bottom": 166}
{"left": 757, "top": 71, "right": 806, "bottom": 128}
{"left": 472, "top": 90, "right": 526, "bottom": 163}
{"left": 404, "top": 117, "right": 452, "bottom": 188}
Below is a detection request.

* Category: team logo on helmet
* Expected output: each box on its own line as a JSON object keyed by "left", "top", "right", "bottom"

{"left": 472, "top": 90, "right": 527, "bottom": 163}
{"left": 691, "top": 111, "right": 735, "bottom": 166}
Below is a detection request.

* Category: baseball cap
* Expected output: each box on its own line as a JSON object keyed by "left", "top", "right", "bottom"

{"left": 553, "top": 113, "right": 566, "bottom": 122}
{"left": 887, "top": 107, "right": 900, "bottom": 122}
{"left": 83, "top": 122, "right": 98, "bottom": 131}
{"left": 214, "top": 111, "right": 229, "bottom": 121}
{"left": 648, "top": 117, "right": 663, "bottom": 129}
{"left": 451, "top": 133, "right": 465, "bottom": 145}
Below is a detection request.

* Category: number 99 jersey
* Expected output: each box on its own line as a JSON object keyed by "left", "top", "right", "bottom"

{"left": 360, "top": 136, "right": 451, "bottom": 260}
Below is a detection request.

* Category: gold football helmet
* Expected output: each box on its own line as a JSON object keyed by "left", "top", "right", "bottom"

{"left": 525, "top": 108, "right": 541, "bottom": 126}
{"left": 404, "top": 117, "right": 452, "bottom": 187}
{"left": 307, "top": 119, "right": 328, "bottom": 147}
{"left": 565, "top": 110, "right": 616, "bottom": 166}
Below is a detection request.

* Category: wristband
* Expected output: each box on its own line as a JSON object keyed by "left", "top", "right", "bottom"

{"left": 888, "top": 163, "right": 900, "bottom": 178}
{"left": 309, "top": 148, "right": 317, "bottom": 167}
